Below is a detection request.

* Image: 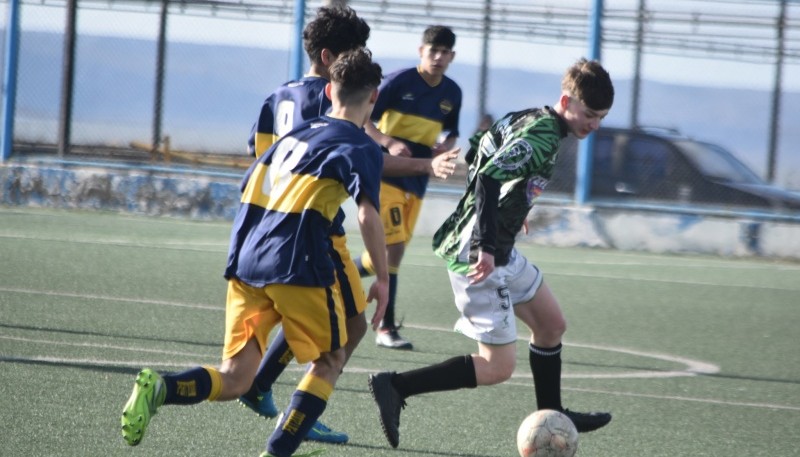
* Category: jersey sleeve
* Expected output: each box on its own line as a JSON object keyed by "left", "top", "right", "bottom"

{"left": 370, "top": 76, "right": 396, "bottom": 122}
{"left": 479, "top": 116, "right": 562, "bottom": 182}
{"left": 252, "top": 94, "right": 278, "bottom": 158}
{"left": 344, "top": 143, "right": 383, "bottom": 211}
{"left": 443, "top": 83, "right": 462, "bottom": 139}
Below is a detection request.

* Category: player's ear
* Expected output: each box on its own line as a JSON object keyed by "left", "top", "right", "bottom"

{"left": 369, "top": 88, "right": 379, "bottom": 104}
{"left": 324, "top": 83, "right": 332, "bottom": 101}
{"left": 320, "top": 48, "right": 335, "bottom": 67}
{"left": 559, "top": 93, "right": 571, "bottom": 110}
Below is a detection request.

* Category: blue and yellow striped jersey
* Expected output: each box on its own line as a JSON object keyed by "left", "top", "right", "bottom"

{"left": 248, "top": 77, "right": 331, "bottom": 159}
{"left": 372, "top": 67, "right": 462, "bottom": 197}
{"left": 226, "top": 116, "right": 383, "bottom": 288}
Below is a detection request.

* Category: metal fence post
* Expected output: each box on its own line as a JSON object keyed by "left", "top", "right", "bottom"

{"left": 575, "top": 0, "right": 604, "bottom": 205}
{"left": 1, "top": 0, "right": 21, "bottom": 162}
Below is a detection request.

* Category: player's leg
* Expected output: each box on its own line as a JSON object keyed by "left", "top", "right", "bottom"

{"left": 122, "top": 279, "right": 276, "bottom": 445}
{"left": 238, "top": 328, "right": 288, "bottom": 418}
{"left": 368, "top": 353, "right": 478, "bottom": 449}
{"left": 239, "top": 234, "right": 362, "bottom": 438}
{"left": 263, "top": 284, "right": 349, "bottom": 456}
{"left": 300, "top": 235, "right": 367, "bottom": 444}
{"left": 333, "top": 234, "right": 369, "bottom": 363}
{"left": 513, "top": 261, "right": 611, "bottom": 433}
{"left": 513, "top": 280, "right": 566, "bottom": 411}
{"left": 375, "top": 187, "right": 421, "bottom": 349}
{"left": 368, "top": 262, "right": 518, "bottom": 448}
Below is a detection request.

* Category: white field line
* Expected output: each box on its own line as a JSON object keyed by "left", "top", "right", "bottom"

{"left": 4, "top": 284, "right": 797, "bottom": 412}
{"left": 0, "top": 232, "right": 226, "bottom": 252}
{"left": 2, "top": 344, "right": 796, "bottom": 413}
{"left": 2, "top": 320, "right": 719, "bottom": 382}
{"left": 0, "top": 286, "right": 222, "bottom": 311}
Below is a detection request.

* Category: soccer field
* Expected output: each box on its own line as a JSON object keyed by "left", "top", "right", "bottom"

{"left": 1, "top": 207, "right": 798, "bottom": 457}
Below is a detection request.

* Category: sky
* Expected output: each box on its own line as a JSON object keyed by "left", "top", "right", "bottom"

{"left": 11, "top": 0, "right": 800, "bottom": 92}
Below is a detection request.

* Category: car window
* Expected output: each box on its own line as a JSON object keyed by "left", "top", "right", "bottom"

{"left": 625, "top": 136, "right": 671, "bottom": 182}
{"left": 675, "top": 140, "right": 763, "bottom": 184}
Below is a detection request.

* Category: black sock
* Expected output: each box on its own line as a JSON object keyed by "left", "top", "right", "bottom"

{"left": 380, "top": 273, "right": 398, "bottom": 329}
{"left": 528, "top": 343, "right": 563, "bottom": 410}
{"left": 392, "top": 355, "right": 477, "bottom": 398}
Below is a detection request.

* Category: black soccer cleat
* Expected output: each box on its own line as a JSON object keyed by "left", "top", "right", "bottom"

{"left": 562, "top": 409, "right": 612, "bottom": 433}
{"left": 368, "top": 371, "right": 406, "bottom": 448}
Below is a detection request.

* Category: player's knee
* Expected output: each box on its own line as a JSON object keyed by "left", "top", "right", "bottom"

{"left": 476, "top": 356, "right": 515, "bottom": 385}
{"left": 551, "top": 316, "right": 567, "bottom": 339}
{"left": 311, "top": 349, "right": 347, "bottom": 377}
{"left": 536, "top": 320, "right": 567, "bottom": 347}
{"left": 219, "top": 372, "right": 255, "bottom": 398}
{"left": 345, "top": 313, "right": 367, "bottom": 344}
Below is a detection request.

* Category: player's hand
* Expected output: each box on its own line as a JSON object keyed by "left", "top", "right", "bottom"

{"left": 467, "top": 250, "right": 495, "bottom": 284}
{"left": 521, "top": 218, "right": 529, "bottom": 235}
{"left": 429, "top": 148, "right": 460, "bottom": 179}
{"left": 431, "top": 143, "right": 449, "bottom": 155}
{"left": 366, "top": 277, "right": 390, "bottom": 331}
{"left": 386, "top": 139, "right": 412, "bottom": 157}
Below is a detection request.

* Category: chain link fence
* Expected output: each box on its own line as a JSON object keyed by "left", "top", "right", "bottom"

{"left": 2, "top": 0, "right": 799, "bottom": 214}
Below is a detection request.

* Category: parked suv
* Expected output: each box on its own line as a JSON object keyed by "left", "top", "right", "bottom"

{"left": 548, "top": 127, "right": 800, "bottom": 212}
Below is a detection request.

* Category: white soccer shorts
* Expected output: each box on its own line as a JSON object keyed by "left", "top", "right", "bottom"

{"left": 448, "top": 248, "right": 543, "bottom": 345}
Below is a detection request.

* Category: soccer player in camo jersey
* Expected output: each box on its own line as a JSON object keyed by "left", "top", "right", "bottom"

{"left": 239, "top": 6, "right": 459, "bottom": 445}
{"left": 121, "top": 48, "right": 389, "bottom": 457}
{"left": 368, "top": 58, "right": 616, "bottom": 449}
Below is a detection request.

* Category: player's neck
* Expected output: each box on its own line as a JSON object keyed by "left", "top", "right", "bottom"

{"left": 305, "top": 64, "right": 329, "bottom": 80}
{"left": 328, "top": 105, "right": 370, "bottom": 128}
{"left": 418, "top": 66, "right": 443, "bottom": 86}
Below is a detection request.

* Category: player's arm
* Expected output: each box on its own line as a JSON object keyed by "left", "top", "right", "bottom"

{"left": 468, "top": 172, "right": 501, "bottom": 284}
{"left": 382, "top": 147, "right": 460, "bottom": 179}
{"left": 365, "top": 121, "right": 412, "bottom": 157}
{"left": 432, "top": 133, "right": 458, "bottom": 156}
{"left": 357, "top": 196, "right": 389, "bottom": 330}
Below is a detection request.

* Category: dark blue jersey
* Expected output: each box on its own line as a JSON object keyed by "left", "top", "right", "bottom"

{"left": 248, "top": 77, "right": 331, "bottom": 158}
{"left": 247, "top": 76, "right": 349, "bottom": 237}
{"left": 227, "top": 116, "right": 383, "bottom": 287}
{"left": 371, "top": 67, "right": 462, "bottom": 197}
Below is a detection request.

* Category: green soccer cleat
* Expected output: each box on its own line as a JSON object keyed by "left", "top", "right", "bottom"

{"left": 120, "top": 368, "right": 165, "bottom": 446}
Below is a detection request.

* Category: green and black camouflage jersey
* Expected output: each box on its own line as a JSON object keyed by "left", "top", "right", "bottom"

{"left": 432, "top": 107, "right": 569, "bottom": 273}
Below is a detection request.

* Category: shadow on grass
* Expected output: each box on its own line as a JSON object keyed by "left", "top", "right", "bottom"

{"left": 345, "top": 442, "right": 504, "bottom": 457}
{"left": 0, "top": 322, "right": 218, "bottom": 347}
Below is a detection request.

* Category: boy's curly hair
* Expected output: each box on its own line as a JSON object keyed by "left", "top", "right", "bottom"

{"left": 329, "top": 48, "right": 383, "bottom": 103}
{"left": 303, "top": 6, "right": 370, "bottom": 65}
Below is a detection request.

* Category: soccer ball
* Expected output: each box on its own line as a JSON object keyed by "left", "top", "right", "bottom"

{"left": 516, "top": 409, "right": 579, "bottom": 457}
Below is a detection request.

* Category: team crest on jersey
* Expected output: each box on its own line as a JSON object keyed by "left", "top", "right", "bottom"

{"left": 439, "top": 99, "right": 454, "bottom": 114}
{"left": 492, "top": 138, "right": 532, "bottom": 171}
{"left": 526, "top": 176, "right": 548, "bottom": 205}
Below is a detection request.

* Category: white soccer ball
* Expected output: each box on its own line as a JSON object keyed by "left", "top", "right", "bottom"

{"left": 516, "top": 409, "right": 579, "bottom": 457}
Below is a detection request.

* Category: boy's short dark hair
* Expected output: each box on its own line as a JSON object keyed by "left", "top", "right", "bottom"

{"left": 303, "top": 6, "right": 370, "bottom": 65}
{"left": 422, "top": 25, "right": 456, "bottom": 49}
{"left": 561, "top": 58, "right": 614, "bottom": 111}
{"left": 329, "top": 48, "right": 383, "bottom": 104}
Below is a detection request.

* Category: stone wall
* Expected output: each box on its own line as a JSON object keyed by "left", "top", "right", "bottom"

{"left": 3, "top": 161, "right": 799, "bottom": 260}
